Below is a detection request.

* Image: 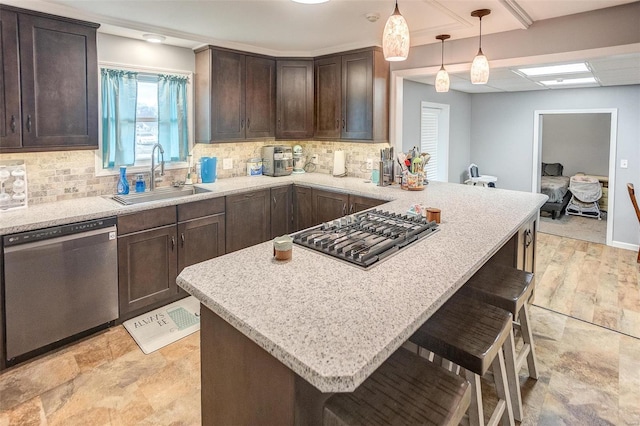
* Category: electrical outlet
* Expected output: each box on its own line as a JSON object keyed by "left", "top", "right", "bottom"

{"left": 311, "top": 154, "right": 319, "bottom": 165}
{"left": 366, "top": 159, "right": 373, "bottom": 170}
{"left": 223, "top": 158, "right": 233, "bottom": 170}
{"left": 620, "top": 159, "right": 628, "bottom": 169}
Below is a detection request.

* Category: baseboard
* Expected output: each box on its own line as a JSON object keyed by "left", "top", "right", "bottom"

{"left": 610, "top": 240, "right": 639, "bottom": 252}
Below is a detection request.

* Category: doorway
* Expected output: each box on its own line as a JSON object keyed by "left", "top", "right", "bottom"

{"left": 532, "top": 109, "right": 618, "bottom": 246}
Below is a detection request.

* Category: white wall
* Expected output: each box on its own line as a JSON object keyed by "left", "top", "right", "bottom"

{"left": 97, "top": 33, "right": 195, "bottom": 71}
{"left": 541, "top": 113, "right": 611, "bottom": 177}
{"left": 402, "top": 80, "right": 471, "bottom": 183}
{"left": 470, "top": 85, "right": 640, "bottom": 247}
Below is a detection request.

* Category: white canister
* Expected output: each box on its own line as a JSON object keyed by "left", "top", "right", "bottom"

{"left": 247, "top": 158, "right": 262, "bottom": 176}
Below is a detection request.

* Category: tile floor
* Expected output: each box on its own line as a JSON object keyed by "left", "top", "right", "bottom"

{"left": 1, "top": 233, "right": 639, "bottom": 425}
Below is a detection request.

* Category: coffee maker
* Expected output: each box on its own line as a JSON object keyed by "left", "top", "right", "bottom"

{"left": 262, "top": 146, "right": 293, "bottom": 177}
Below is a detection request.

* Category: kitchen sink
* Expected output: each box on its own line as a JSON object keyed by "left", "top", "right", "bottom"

{"left": 112, "top": 186, "right": 212, "bottom": 205}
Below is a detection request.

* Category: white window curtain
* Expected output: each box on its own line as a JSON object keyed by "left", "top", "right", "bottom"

{"left": 420, "top": 106, "right": 440, "bottom": 181}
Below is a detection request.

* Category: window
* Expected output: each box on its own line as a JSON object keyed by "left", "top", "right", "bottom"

{"left": 100, "top": 66, "right": 191, "bottom": 171}
{"left": 420, "top": 101, "right": 450, "bottom": 182}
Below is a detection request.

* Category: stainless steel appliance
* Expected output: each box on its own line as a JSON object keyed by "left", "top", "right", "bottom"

{"left": 3, "top": 217, "right": 119, "bottom": 365}
{"left": 262, "top": 145, "right": 293, "bottom": 177}
{"left": 292, "top": 210, "right": 438, "bottom": 268}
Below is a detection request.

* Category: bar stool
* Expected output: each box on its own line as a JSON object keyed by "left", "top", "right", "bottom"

{"left": 324, "top": 347, "right": 471, "bottom": 426}
{"left": 410, "top": 293, "right": 516, "bottom": 426}
{"left": 459, "top": 262, "right": 539, "bottom": 422}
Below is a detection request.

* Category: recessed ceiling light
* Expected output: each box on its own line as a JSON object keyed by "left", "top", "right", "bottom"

{"left": 518, "top": 63, "right": 589, "bottom": 76}
{"left": 143, "top": 34, "right": 166, "bottom": 44}
{"left": 291, "top": 0, "right": 330, "bottom": 3}
{"left": 539, "top": 77, "right": 597, "bottom": 86}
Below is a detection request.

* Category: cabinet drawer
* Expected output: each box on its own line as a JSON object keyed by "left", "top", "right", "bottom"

{"left": 117, "top": 206, "right": 176, "bottom": 235}
{"left": 178, "top": 197, "right": 225, "bottom": 222}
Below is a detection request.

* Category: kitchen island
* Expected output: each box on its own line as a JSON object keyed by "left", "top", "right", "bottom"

{"left": 176, "top": 180, "right": 547, "bottom": 425}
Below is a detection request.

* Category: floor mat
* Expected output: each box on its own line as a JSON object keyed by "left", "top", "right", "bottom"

{"left": 123, "top": 296, "right": 200, "bottom": 354}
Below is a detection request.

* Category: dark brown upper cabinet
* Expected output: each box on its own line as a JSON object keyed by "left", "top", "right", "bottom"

{"left": 195, "top": 46, "right": 275, "bottom": 143}
{"left": 315, "top": 48, "right": 389, "bottom": 142}
{"left": 276, "top": 59, "right": 314, "bottom": 140}
{"left": 0, "top": 6, "right": 99, "bottom": 152}
{"left": 314, "top": 56, "right": 341, "bottom": 139}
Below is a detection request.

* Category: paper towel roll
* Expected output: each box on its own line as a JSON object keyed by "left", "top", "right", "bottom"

{"left": 333, "top": 150, "right": 346, "bottom": 176}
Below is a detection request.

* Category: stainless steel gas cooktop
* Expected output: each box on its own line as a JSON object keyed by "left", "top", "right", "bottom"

{"left": 292, "top": 209, "right": 438, "bottom": 268}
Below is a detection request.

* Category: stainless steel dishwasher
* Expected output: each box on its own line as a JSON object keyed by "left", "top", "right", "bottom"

{"left": 3, "top": 217, "right": 119, "bottom": 365}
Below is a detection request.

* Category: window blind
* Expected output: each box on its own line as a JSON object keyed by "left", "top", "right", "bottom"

{"left": 420, "top": 106, "right": 440, "bottom": 181}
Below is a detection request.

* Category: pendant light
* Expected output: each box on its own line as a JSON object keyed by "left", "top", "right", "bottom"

{"left": 435, "top": 34, "right": 450, "bottom": 92}
{"left": 382, "top": 0, "right": 410, "bottom": 61}
{"left": 470, "top": 9, "right": 491, "bottom": 84}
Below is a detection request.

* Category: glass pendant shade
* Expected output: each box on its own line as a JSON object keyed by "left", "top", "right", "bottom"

{"left": 382, "top": 3, "right": 410, "bottom": 61}
{"left": 435, "top": 66, "right": 450, "bottom": 92}
{"left": 470, "top": 49, "right": 489, "bottom": 84}
{"left": 470, "top": 9, "right": 491, "bottom": 84}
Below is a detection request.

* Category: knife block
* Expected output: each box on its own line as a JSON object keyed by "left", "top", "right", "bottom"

{"left": 377, "top": 160, "right": 394, "bottom": 187}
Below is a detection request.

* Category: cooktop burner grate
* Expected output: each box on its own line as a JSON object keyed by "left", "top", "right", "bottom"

{"left": 292, "top": 209, "right": 438, "bottom": 268}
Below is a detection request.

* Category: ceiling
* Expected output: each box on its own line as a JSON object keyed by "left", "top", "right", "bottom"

{"left": 5, "top": 0, "right": 640, "bottom": 93}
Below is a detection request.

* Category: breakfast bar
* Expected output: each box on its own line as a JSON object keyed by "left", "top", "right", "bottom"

{"left": 177, "top": 180, "right": 548, "bottom": 425}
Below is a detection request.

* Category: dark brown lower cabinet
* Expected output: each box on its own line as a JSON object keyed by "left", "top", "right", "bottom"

{"left": 118, "top": 199, "right": 226, "bottom": 318}
{"left": 118, "top": 224, "right": 178, "bottom": 316}
{"left": 293, "top": 185, "right": 314, "bottom": 232}
{"left": 490, "top": 215, "right": 537, "bottom": 275}
{"left": 226, "top": 189, "right": 271, "bottom": 253}
{"left": 349, "top": 194, "right": 384, "bottom": 214}
{"left": 271, "top": 186, "right": 292, "bottom": 238}
{"left": 313, "top": 188, "right": 349, "bottom": 224}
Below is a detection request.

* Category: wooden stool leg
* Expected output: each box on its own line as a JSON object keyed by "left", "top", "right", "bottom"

{"left": 465, "top": 369, "right": 485, "bottom": 426}
{"left": 491, "top": 350, "right": 515, "bottom": 426}
{"left": 502, "top": 329, "right": 523, "bottom": 422}
{"left": 520, "top": 303, "right": 539, "bottom": 379}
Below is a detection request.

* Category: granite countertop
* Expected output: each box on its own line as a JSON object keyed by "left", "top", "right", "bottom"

{"left": 176, "top": 178, "right": 548, "bottom": 393}
{"left": 0, "top": 174, "right": 391, "bottom": 235}
{"left": 2, "top": 174, "right": 547, "bottom": 394}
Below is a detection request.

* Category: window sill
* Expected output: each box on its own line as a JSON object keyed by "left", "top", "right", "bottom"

{"left": 95, "top": 161, "right": 189, "bottom": 177}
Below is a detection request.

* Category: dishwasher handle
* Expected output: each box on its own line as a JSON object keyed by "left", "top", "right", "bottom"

{"left": 3, "top": 225, "right": 117, "bottom": 254}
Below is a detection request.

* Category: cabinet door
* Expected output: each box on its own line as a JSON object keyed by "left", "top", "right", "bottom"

{"left": 313, "top": 189, "right": 349, "bottom": 224}
{"left": 18, "top": 13, "right": 98, "bottom": 150}
{"left": 342, "top": 51, "right": 373, "bottom": 140}
{"left": 294, "top": 185, "right": 314, "bottom": 232}
{"left": 271, "top": 186, "right": 292, "bottom": 238}
{"left": 178, "top": 214, "right": 226, "bottom": 272}
{"left": 276, "top": 60, "right": 313, "bottom": 139}
{"left": 212, "top": 49, "right": 246, "bottom": 141}
{"left": 349, "top": 194, "right": 383, "bottom": 214}
{"left": 246, "top": 55, "right": 275, "bottom": 139}
{"left": 226, "top": 189, "right": 271, "bottom": 253}
{"left": 0, "top": 9, "right": 21, "bottom": 150}
{"left": 519, "top": 219, "right": 536, "bottom": 274}
{"left": 314, "top": 56, "right": 341, "bottom": 139}
{"left": 118, "top": 225, "right": 178, "bottom": 315}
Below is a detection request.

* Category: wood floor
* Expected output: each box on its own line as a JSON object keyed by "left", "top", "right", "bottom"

{"left": 535, "top": 232, "right": 640, "bottom": 338}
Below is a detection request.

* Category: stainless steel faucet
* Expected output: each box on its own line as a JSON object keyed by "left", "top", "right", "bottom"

{"left": 150, "top": 143, "right": 165, "bottom": 190}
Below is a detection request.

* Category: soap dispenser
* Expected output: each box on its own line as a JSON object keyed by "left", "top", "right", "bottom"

{"left": 117, "top": 166, "right": 130, "bottom": 195}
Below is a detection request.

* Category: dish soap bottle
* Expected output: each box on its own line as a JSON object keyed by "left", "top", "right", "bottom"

{"left": 117, "top": 166, "right": 129, "bottom": 195}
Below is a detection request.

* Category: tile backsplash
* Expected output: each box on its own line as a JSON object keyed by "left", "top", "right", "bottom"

{"left": 0, "top": 140, "right": 390, "bottom": 205}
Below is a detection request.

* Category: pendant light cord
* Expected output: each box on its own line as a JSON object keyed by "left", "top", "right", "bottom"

{"left": 478, "top": 16, "right": 483, "bottom": 50}
{"left": 441, "top": 39, "right": 445, "bottom": 66}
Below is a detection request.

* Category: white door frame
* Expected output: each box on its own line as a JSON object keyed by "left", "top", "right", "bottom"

{"left": 531, "top": 108, "right": 618, "bottom": 246}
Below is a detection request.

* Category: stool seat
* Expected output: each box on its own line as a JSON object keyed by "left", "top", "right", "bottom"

{"left": 409, "top": 293, "right": 516, "bottom": 426}
{"left": 410, "top": 294, "right": 512, "bottom": 375}
{"left": 462, "top": 262, "right": 534, "bottom": 316}
{"left": 324, "top": 347, "right": 471, "bottom": 426}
